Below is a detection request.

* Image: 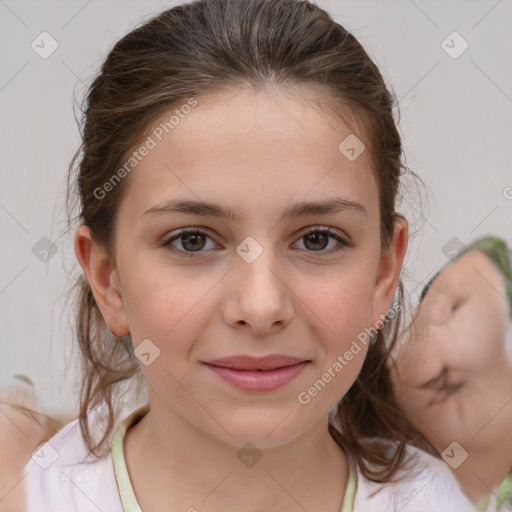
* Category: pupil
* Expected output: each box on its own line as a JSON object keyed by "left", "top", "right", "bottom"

{"left": 306, "top": 233, "right": 327, "bottom": 251}
{"left": 183, "top": 233, "right": 205, "bottom": 251}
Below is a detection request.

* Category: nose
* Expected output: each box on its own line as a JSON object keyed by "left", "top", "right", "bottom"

{"left": 221, "top": 250, "right": 294, "bottom": 336}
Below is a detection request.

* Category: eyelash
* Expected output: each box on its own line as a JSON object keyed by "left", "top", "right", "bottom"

{"left": 162, "top": 225, "right": 350, "bottom": 258}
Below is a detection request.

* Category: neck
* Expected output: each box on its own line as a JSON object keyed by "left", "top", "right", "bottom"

{"left": 124, "top": 402, "right": 349, "bottom": 511}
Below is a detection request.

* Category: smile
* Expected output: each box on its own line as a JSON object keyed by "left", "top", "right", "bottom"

{"left": 202, "top": 361, "right": 310, "bottom": 392}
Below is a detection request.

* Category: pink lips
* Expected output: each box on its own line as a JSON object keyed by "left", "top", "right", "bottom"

{"left": 203, "top": 355, "right": 310, "bottom": 392}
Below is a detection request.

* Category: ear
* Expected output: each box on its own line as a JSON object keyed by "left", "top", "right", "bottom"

{"left": 74, "top": 224, "right": 130, "bottom": 336}
{"left": 370, "top": 216, "right": 408, "bottom": 326}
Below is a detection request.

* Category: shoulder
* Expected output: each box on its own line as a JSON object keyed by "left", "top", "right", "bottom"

{"left": 352, "top": 442, "right": 475, "bottom": 512}
{"left": 23, "top": 406, "right": 128, "bottom": 512}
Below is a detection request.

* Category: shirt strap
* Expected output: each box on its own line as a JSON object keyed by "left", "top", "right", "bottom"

{"left": 112, "top": 405, "right": 150, "bottom": 512}
{"left": 341, "top": 452, "right": 357, "bottom": 512}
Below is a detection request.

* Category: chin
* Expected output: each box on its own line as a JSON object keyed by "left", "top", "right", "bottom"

{"left": 206, "top": 412, "right": 311, "bottom": 450}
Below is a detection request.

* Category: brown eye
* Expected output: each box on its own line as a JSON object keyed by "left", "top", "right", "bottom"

{"left": 163, "top": 228, "right": 218, "bottom": 258}
{"left": 303, "top": 231, "right": 329, "bottom": 251}
{"left": 295, "top": 226, "right": 350, "bottom": 254}
{"left": 180, "top": 232, "right": 207, "bottom": 251}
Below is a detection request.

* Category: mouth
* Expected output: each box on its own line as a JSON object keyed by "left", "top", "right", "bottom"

{"left": 202, "top": 355, "right": 311, "bottom": 392}
{"left": 204, "top": 354, "right": 309, "bottom": 371}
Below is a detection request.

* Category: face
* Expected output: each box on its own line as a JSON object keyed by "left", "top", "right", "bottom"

{"left": 395, "top": 250, "right": 512, "bottom": 455}
{"left": 76, "top": 85, "right": 406, "bottom": 449}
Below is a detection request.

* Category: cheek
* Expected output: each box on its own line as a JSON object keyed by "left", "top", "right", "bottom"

{"left": 121, "top": 272, "right": 214, "bottom": 398}
{"left": 312, "top": 278, "right": 374, "bottom": 347}
{"left": 299, "top": 280, "right": 373, "bottom": 402}
{"left": 121, "top": 267, "right": 211, "bottom": 352}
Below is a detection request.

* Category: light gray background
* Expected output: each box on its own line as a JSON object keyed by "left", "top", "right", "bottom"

{"left": 1, "top": 0, "right": 511, "bottom": 414}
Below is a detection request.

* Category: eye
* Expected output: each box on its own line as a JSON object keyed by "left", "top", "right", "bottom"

{"left": 162, "top": 225, "right": 350, "bottom": 258}
{"left": 293, "top": 225, "right": 350, "bottom": 254}
{"left": 162, "top": 227, "right": 218, "bottom": 257}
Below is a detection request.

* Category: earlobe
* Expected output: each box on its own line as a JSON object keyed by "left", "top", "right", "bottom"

{"left": 73, "top": 224, "right": 130, "bottom": 337}
{"left": 370, "top": 217, "right": 408, "bottom": 326}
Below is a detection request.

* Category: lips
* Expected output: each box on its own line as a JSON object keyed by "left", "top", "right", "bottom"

{"left": 202, "top": 354, "right": 311, "bottom": 392}
{"left": 204, "top": 354, "right": 309, "bottom": 371}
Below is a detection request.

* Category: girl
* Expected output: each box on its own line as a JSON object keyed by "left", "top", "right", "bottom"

{"left": 393, "top": 236, "right": 512, "bottom": 511}
{"left": 22, "top": 0, "right": 476, "bottom": 510}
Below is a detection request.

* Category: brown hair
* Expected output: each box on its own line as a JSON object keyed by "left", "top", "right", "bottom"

{"left": 64, "top": 0, "right": 432, "bottom": 483}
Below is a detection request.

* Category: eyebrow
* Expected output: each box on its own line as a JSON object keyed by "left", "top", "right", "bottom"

{"left": 142, "top": 197, "right": 367, "bottom": 221}
{"left": 416, "top": 366, "right": 447, "bottom": 390}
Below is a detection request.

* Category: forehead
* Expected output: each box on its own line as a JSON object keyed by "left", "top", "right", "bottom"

{"left": 118, "top": 86, "right": 379, "bottom": 224}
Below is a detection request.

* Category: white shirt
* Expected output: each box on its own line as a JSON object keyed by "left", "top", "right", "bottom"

{"left": 24, "top": 405, "right": 477, "bottom": 512}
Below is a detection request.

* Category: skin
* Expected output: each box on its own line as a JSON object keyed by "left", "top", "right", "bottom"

{"left": 74, "top": 84, "right": 407, "bottom": 511}
{"left": 393, "top": 250, "right": 512, "bottom": 502}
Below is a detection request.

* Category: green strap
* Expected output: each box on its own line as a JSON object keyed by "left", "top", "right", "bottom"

{"left": 473, "top": 468, "right": 512, "bottom": 511}
{"left": 112, "top": 408, "right": 147, "bottom": 512}
{"left": 496, "top": 468, "right": 512, "bottom": 510}
{"left": 341, "top": 453, "right": 357, "bottom": 512}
